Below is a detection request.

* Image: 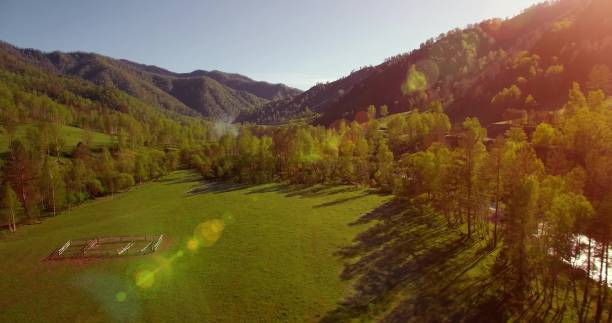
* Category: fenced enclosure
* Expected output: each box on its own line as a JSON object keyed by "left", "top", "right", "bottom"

{"left": 50, "top": 235, "right": 164, "bottom": 260}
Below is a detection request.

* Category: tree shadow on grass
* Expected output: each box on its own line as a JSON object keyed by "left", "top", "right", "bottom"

{"left": 186, "top": 178, "right": 370, "bottom": 200}
{"left": 157, "top": 172, "right": 202, "bottom": 185}
{"left": 313, "top": 193, "right": 372, "bottom": 208}
{"left": 247, "top": 184, "right": 366, "bottom": 199}
{"left": 321, "top": 199, "right": 512, "bottom": 323}
{"left": 188, "top": 181, "right": 252, "bottom": 195}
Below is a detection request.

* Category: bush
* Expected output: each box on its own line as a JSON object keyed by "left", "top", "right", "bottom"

{"left": 115, "top": 173, "right": 135, "bottom": 191}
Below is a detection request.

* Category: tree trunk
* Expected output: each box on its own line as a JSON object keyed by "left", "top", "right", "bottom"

{"left": 50, "top": 168, "right": 56, "bottom": 217}
{"left": 19, "top": 171, "right": 29, "bottom": 219}
{"left": 595, "top": 241, "right": 608, "bottom": 322}
{"left": 583, "top": 236, "right": 593, "bottom": 321}
{"left": 56, "top": 137, "right": 60, "bottom": 161}
{"left": 467, "top": 182, "right": 472, "bottom": 239}
{"left": 10, "top": 204, "right": 16, "bottom": 232}
{"left": 51, "top": 181, "right": 56, "bottom": 217}
{"left": 604, "top": 246, "right": 609, "bottom": 323}
{"left": 493, "top": 161, "right": 500, "bottom": 247}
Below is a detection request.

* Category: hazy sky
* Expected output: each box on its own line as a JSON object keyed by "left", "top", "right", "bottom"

{"left": 0, "top": 0, "right": 542, "bottom": 90}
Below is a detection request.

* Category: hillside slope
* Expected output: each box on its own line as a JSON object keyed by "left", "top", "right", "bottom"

{"left": 186, "top": 70, "right": 302, "bottom": 101}
{"left": 0, "top": 43, "right": 299, "bottom": 119}
{"left": 239, "top": 0, "right": 612, "bottom": 126}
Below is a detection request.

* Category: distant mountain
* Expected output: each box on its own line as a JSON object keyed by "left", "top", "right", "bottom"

{"left": 237, "top": 66, "right": 377, "bottom": 124}
{"left": 0, "top": 43, "right": 300, "bottom": 119}
{"left": 240, "top": 0, "right": 612, "bottom": 126}
{"left": 185, "top": 70, "right": 302, "bottom": 101}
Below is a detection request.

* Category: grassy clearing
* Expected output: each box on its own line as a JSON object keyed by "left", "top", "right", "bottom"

{"left": 0, "top": 124, "right": 113, "bottom": 154}
{"left": 0, "top": 171, "right": 391, "bottom": 322}
{"left": 1, "top": 170, "right": 587, "bottom": 322}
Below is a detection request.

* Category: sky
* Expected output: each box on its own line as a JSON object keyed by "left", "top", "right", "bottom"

{"left": 0, "top": 0, "right": 543, "bottom": 90}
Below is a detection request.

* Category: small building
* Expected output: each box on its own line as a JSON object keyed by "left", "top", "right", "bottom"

{"left": 487, "top": 120, "right": 536, "bottom": 139}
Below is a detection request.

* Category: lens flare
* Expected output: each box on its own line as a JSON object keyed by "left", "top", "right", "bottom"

{"left": 221, "top": 212, "right": 235, "bottom": 224}
{"left": 194, "top": 219, "right": 225, "bottom": 247}
{"left": 401, "top": 65, "right": 428, "bottom": 95}
{"left": 187, "top": 238, "right": 200, "bottom": 251}
{"left": 135, "top": 270, "right": 155, "bottom": 289}
{"left": 115, "top": 291, "right": 127, "bottom": 302}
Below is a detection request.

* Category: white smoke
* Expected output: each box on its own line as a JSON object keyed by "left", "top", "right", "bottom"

{"left": 212, "top": 115, "right": 238, "bottom": 138}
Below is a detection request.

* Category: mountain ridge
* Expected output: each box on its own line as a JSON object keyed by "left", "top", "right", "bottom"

{"left": 239, "top": 0, "right": 612, "bottom": 126}
{"left": 0, "top": 42, "right": 301, "bottom": 119}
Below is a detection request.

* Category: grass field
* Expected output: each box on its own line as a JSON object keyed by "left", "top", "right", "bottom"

{"left": 0, "top": 171, "right": 393, "bottom": 322}
{"left": 0, "top": 124, "right": 114, "bottom": 154}
{"left": 0, "top": 170, "right": 590, "bottom": 322}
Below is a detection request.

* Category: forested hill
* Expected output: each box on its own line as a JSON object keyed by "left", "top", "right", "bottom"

{"left": 184, "top": 70, "right": 302, "bottom": 101}
{"left": 239, "top": 0, "right": 612, "bottom": 126}
{"left": 0, "top": 42, "right": 300, "bottom": 119}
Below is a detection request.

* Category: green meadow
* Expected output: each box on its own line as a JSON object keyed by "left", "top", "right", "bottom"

{"left": 0, "top": 124, "right": 113, "bottom": 154}
{"left": 0, "top": 171, "right": 393, "bottom": 322}
{"left": 0, "top": 170, "right": 586, "bottom": 322}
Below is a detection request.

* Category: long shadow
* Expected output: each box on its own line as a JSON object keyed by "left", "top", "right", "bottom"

{"left": 186, "top": 177, "right": 369, "bottom": 199}
{"left": 157, "top": 172, "right": 202, "bottom": 185}
{"left": 321, "top": 199, "right": 512, "bottom": 323}
{"left": 313, "top": 193, "right": 371, "bottom": 208}
{"left": 188, "top": 181, "right": 252, "bottom": 195}
{"left": 247, "top": 183, "right": 365, "bottom": 199}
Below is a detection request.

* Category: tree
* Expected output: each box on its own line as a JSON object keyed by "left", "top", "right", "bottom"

{"left": 338, "top": 136, "right": 356, "bottom": 184}
{"left": 2, "top": 141, "right": 40, "bottom": 221}
{"left": 47, "top": 122, "right": 64, "bottom": 160}
{"left": 373, "top": 140, "right": 395, "bottom": 192}
{"left": 491, "top": 85, "right": 522, "bottom": 114}
{"left": 134, "top": 153, "right": 150, "bottom": 184}
{"left": 40, "top": 157, "right": 66, "bottom": 216}
{"left": 65, "top": 159, "right": 93, "bottom": 206}
{"left": 98, "top": 148, "right": 117, "bottom": 194}
{"left": 532, "top": 123, "right": 557, "bottom": 147}
{"left": 524, "top": 94, "right": 537, "bottom": 110}
{"left": 565, "top": 82, "right": 586, "bottom": 113}
{"left": 367, "top": 105, "right": 377, "bottom": 121}
{"left": 354, "top": 137, "right": 370, "bottom": 185}
{"left": 457, "top": 118, "right": 488, "bottom": 238}
{"left": 586, "top": 64, "right": 612, "bottom": 94}
{"left": 1, "top": 103, "right": 19, "bottom": 147}
{"left": 0, "top": 184, "right": 19, "bottom": 232}
{"left": 427, "top": 100, "right": 444, "bottom": 113}
{"left": 504, "top": 175, "right": 540, "bottom": 294}
{"left": 379, "top": 105, "right": 389, "bottom": 117}
{"left": 485, "top": 138, "right": 507, "bottom": 247}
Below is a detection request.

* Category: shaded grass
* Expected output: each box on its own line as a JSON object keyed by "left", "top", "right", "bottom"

{"left": 321, "top": 199, "right": 598, "bottom": 323}
{"left": 321, "top": 200, "right": 505, "bottom": 322}
{"left": 0, "top": 171, "right": 391, "bottom": 322}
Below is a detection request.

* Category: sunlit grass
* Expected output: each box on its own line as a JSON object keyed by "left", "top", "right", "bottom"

{"left": 0, "top": 171, "right": 390, "bottom": 322}
{"left": 0, "top": 124, "right": 114, "bottom": 154}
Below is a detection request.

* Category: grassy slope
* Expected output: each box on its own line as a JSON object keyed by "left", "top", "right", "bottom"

{"left": 0, "top": 124, "right": 113, "bottom": 154}
{"left": 0, "top": 171, "right": 391, "bottom": 322}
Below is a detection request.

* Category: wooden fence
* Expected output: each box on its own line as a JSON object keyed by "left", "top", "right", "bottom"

{"left": 49, "top": 234, "right": 164, "bottom": 260}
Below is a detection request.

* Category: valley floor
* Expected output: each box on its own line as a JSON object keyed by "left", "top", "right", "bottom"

{"left": 0, "top": 171, "right": 390, "bottom": 322}
{"left": 0, "top": 171, "right": 586, "bottom": 322}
